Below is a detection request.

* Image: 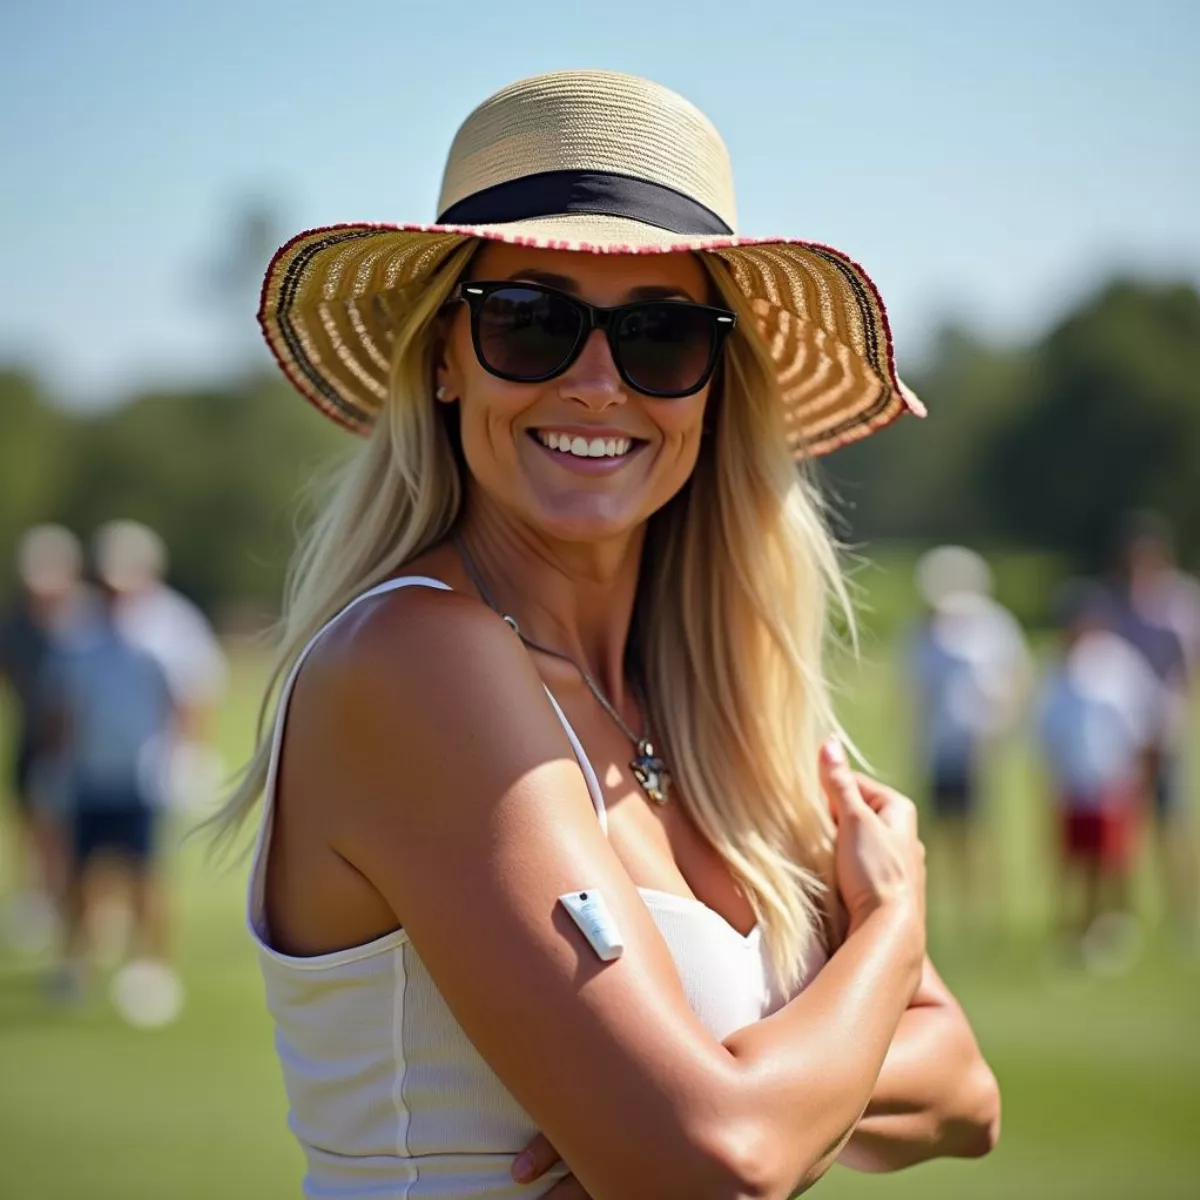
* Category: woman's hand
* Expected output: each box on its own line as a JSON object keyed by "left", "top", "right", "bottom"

{"left": 512, "top": 1132, "right": 588, "bottom": 1195}
{"left": 819, "top": 738, "right": 926, "bottom": 945}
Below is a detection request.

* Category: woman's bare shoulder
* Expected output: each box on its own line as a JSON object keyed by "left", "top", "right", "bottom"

{"left": 291, "top": 578, "right": 536, "bottom": 752}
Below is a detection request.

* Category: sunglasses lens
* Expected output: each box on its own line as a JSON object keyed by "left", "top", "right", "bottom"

{"left": 476, "top": 287, "right": 582, "bottom": 380}
{"left": 616, "top": 304, "right": 718, "bottom": 396}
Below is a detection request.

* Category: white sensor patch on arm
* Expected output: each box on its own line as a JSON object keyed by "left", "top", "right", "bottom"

{"left": 559, "top": 889, "right": 625, "bottom": 961}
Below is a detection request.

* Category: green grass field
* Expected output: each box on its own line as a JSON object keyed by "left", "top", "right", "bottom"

{"left": 1, "top": 636, "right": 1198, "bottom": 1199}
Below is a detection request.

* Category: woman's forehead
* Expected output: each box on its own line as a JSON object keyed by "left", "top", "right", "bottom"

{"left": 468, "top": 241, "right": 709, "bottom": 303}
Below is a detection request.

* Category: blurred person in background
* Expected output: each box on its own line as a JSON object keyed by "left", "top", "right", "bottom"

{"left": 39, "top": 565, "right": 183, "bottom": 1025}
{"left": 0, "top": 524, "right": 93, "bottom": 953}
{"left": 1036, "top": 580, "right": 1161, "bottom": 974}
{"left": 79, "top": 521, "right": 227, "bottom": 970}
{"left": 908, "top": 546, "right": 1031, "bottom": 941}
{"left": 1109, "top": 512, "right": 1200, "bottom": 947}
{"left": 93, "top": 520, "right": 228, "bottom": 813}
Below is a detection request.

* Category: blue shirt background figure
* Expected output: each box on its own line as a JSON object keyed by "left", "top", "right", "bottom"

{"left": 41, "top": 599, "right": 175, "bottom": 867}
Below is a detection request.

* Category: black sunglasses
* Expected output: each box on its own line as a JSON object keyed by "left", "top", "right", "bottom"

{"left": 453, "top": 280, "right": 737, "bottom": 399}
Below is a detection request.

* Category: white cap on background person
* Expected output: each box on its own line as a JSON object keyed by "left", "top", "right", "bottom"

{"left": 93, "top": 520, "right": 167, "bottom": 594}
{"left": 916, "top": 545, "right": 994, "bottom": 608}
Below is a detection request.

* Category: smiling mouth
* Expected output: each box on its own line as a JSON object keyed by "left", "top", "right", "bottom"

{"left": 529, "top": 430, "right": 645, "bottom": 460}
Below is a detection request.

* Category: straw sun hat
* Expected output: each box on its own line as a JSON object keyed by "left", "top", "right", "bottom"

{"left": 259, "top": 70, "right": 924, "bottom": 457}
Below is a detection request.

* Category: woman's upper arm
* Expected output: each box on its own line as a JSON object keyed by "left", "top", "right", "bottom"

{"left": 284, "top": 589, "right": 757, "bottom": 1200}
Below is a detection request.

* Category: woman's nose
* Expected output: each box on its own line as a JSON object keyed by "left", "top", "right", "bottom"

{"left": 557, "top": 329, "right": 627, "bottom": 411}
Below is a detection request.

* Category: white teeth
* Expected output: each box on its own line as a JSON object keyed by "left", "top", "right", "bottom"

{"left": 535, "top": 431, "right": 634, "bottom": 459}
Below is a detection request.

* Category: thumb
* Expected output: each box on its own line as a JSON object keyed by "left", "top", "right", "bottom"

{"left": 819, "top": 737, "right": 869, "bottom": 826}
{"left": 512, "top": 1132, "right": 560, "bottom": 1184}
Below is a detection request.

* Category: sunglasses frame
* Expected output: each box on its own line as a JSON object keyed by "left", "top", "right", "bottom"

{"left": 453, "top": 280, "right": 737, "bottom": 399}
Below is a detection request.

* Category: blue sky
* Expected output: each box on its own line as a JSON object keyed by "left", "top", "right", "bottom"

{"left": 2, "top": 0, "right": 1197, "bottom": 406}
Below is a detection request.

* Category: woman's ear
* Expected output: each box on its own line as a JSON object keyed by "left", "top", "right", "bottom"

{"left": 433, "top": 315, "right": 462, "bottom": 405}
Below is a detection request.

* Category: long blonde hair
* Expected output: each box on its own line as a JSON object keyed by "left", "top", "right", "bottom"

{"left": 212, "top": 243, "right": 852, "bottom": 993}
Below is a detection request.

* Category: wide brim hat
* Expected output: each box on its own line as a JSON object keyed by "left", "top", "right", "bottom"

{"left": 259, "top": 70, "right": 924, "bottom": 458}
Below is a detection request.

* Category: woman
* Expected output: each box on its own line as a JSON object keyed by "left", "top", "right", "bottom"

{"left": 217, "top": 71, "right": 999, "bottom": 1198}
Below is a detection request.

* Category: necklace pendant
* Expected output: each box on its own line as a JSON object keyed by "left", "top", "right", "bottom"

{"left": 631, "top": 739, "right": 671, "bottom": 805}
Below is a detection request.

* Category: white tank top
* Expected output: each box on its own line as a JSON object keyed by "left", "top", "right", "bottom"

{"left": 248, "top": 577, "right": 827, "bottom": 1198}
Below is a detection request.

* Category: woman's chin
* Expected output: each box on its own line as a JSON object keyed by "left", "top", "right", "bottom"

{"left": 521, "top": 496, "right": 647, "bottom": 545}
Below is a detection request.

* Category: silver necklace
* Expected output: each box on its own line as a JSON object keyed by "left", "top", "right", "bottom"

{"left": 454, "top": 535, "right": 671, "bottom": 805}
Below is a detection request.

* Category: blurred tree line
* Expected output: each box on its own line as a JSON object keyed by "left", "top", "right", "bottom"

{"left": 826, "top": 278, "right": 1200, "bottom": 568}
{"left": 0, "top": 367, "right": 342, "bottom": 622}
{"left": 2, "top": 275, "right": 1197, "bottom": 625}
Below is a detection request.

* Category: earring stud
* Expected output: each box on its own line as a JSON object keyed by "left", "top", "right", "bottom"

{"left": 435, "top": 386, "right": 447, "bottom": 401}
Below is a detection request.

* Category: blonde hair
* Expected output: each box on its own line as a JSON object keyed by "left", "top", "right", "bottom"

{"left": 211, "top": 244, "right": 851, "bottom": 993}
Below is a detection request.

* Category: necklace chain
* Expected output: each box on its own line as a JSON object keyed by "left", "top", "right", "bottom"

{"left": 453, "top": 534, "right": 672, "bottom": 804}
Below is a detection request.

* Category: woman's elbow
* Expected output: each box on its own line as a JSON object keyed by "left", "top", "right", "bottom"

{"left": 694, "top": 1120, "right": 786, "bottom": 1200}
{"left": 580, "top": 1114, "right": 772, "bottom": 1200}
{"left": 946, "top": 1060, "right": 1001, "bottom": 1159}
{"left": 962, "top": 1099, "right": 1002, "bottom": 1160}
{"left": 703, "top": 1116, "right": 858, "bottom": 1199}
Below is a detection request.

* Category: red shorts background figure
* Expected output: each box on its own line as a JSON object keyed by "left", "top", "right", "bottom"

{"left": 1059, "top": 788, "right": 1141, "bottom": 873}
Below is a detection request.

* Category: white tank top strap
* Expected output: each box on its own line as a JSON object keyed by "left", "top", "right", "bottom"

{"left": 540, "top": 687, "right": 608, "bottom": 833}
{"left": 248, "top": 574, "right": 608, "bottom": 930}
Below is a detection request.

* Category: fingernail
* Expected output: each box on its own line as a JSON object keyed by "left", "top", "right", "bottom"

{"left": 823, "top": 736, "right": 846, "bottom": 764}
{"left": 512, "top": 1152, "right": 535, "bottom": 1183}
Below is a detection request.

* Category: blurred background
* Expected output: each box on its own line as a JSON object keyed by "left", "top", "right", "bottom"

{"left": 1, "top": 2, "right": 1198, "bottom": 1197}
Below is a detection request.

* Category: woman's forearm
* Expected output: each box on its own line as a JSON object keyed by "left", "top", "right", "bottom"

{"left": 717, "top": 903, "right": 924, "bottom": 1197}
{"left": 836, "top": 999, "right": 1000, "bottom": 1172}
